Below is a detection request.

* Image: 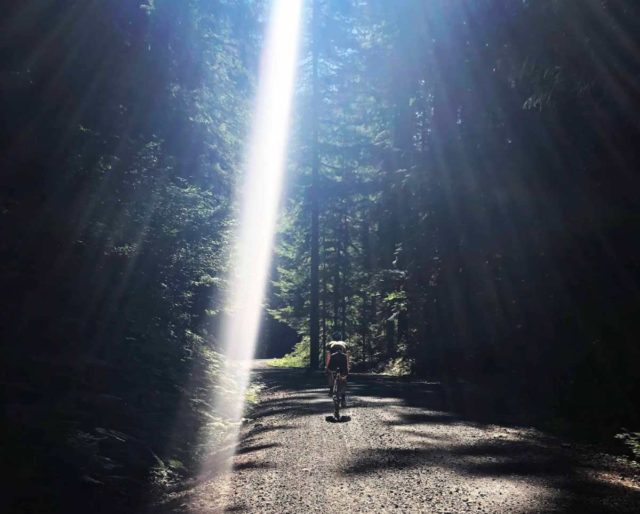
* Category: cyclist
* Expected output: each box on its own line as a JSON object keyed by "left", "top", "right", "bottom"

{"left": 325, "top": 333, "right": 346, "bottom": 392}
{"left": 326, "top": 340, "right": 349, "bottom": 407}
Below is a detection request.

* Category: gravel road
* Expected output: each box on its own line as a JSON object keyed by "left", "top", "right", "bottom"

{"left": 174, "top": 365, "right": 639, "bottom": 514}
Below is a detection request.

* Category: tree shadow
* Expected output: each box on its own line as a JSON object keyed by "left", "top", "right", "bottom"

{"left": 237, "top": 442, "right": 281, "bottom": 455}
{"left": 246, "top": 367, "right": 557, "bottom": 432}
{"left": 341, "top": 437, "right": 640, "bottom": 513}
{"left": 343, "top": 447, "right": 442, "bottom": 474}
{"left": 235, "top": 367, "right": 640, "bottom": 513}
{"left": 386, "top": 411, "right": 460, "bottom": 425}
{"left": 232, "top": 461, "right": 276, "bottom": 471}
{"left": 223, "top": 503, "right": 247, "bottom": 512}
{"left": 242, "top": 423, "right": 297, "bottom": 437}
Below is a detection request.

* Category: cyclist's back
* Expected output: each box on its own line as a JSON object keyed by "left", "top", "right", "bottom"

{"left": 328, "top": 350, "right": 348, "bottom": 373}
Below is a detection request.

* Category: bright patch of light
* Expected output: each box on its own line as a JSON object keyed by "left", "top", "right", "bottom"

{"left": 224, "top": 0, "right": 303, "bottom": 365}
{"left": 198, "top": 0, "right": 303, "bottom": 497}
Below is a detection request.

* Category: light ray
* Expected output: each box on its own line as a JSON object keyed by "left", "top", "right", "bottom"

{"left": 198, "top": 0, "right": 304, "bottom": 500}
{"left": 223, "top": 0, "right": 304, "bottom": 365}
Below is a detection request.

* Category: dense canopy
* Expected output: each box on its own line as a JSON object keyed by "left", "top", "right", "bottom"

{"left": 2, "top": 1, "right": 639, "bottom": 512}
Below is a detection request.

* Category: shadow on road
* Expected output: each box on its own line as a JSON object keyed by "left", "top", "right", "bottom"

{"left": 157, "top": 366, "right": 639, "bottom": 513}
{"left": 241, "top": 366, "right": 640, "bottom": 514}
{"left": 252, "top": 366, "right": 531, "bottom": 426}
{"left": 325, "top": 415, "right": 352, "bottom": 423}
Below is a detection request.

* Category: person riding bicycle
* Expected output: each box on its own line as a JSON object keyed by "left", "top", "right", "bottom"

{"left": 324, "top": 333, "right": 350, "bottom": 391}
{"left": 326, "top": 340, "right": 349, "bottom": 407}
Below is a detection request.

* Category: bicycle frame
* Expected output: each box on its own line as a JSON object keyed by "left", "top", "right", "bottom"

{"left": 331, "top": 371, "right": 346, "bottom": 419}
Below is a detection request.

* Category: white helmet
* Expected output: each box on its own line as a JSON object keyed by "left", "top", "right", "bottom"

{"left": 329, "top": 340, "right": 347, "bottom": 351}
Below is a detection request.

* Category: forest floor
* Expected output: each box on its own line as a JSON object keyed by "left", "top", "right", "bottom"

{"left": 162, "top": 362, "right": 640, "bottom": 514}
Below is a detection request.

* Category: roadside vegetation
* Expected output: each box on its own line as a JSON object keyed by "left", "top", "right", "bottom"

{"left": 2, "top": 1, "right": 640, "bottom": 512}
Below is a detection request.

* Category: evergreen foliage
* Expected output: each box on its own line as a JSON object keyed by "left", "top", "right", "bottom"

{"left": 270, "top": 0, "right": 640, "bottom": 435}
{"left": 1, "top": 1, "right": 259, "bottom": 511}
{"left": 2, "top": 1, "right": 640, "bottom": 510}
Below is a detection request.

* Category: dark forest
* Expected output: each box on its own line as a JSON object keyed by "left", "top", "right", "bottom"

{"left": 2, "top": 1, "right": 639, "bottom": 512}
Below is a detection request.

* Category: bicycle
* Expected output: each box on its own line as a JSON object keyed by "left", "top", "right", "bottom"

{"left": 331, "top": 371, "right": 347, "bottom": 420}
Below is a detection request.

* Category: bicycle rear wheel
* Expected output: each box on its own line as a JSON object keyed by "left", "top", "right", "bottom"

{"left": 332, "top": 375, "right": 340, "bottom": 419}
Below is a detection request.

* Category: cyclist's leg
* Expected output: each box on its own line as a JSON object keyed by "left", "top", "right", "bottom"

{"left": 333, "top": 374, "right": 340, "bottom": 417}
{"left": 338, "top": 375, "right": 347, "bottom": 405}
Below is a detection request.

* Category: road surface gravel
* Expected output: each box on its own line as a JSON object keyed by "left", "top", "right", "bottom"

{"left": 170, "top": 365, "right": 639, "bottom": 514}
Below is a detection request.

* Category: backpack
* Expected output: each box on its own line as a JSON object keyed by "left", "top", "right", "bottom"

{"left": 328, "top": 351, "right": 348, "bottom": 373}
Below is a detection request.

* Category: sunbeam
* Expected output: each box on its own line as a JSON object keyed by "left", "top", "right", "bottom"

{"left": 199, "top": 0, "right": 304, "bottom": 497}
{"left": 223, "top": 0, "right": 303, "bottom": 364}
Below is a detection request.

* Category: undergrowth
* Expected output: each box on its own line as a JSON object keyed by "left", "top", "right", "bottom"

{"left": 382, "top": 356, "right": 414, "bottom": 376}
{"left": 268, "top": 337, "right": 309, "bottom": 368}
